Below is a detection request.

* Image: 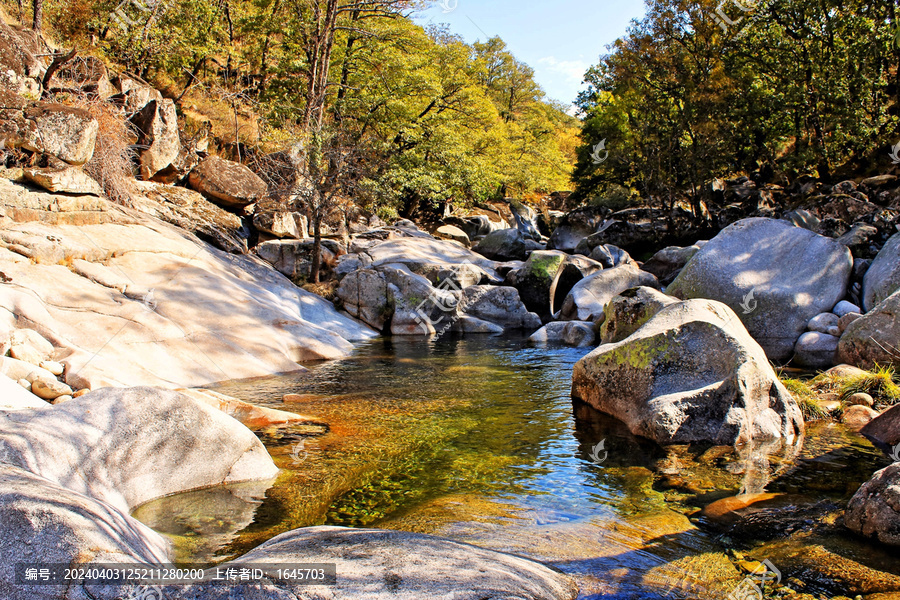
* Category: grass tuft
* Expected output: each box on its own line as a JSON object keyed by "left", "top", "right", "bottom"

{"left": 838, "top": 364, "right": 900, "bottom": 405}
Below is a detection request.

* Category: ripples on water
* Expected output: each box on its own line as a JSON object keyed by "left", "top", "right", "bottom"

{"left": 132, "top": 334, "right": 897, "bottom": 599}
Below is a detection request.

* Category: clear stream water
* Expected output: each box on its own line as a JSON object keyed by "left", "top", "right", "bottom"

{"left": 133, "top": 334, "right": 899, "bottom": 599}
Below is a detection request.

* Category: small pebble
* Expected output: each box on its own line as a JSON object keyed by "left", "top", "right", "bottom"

{"left": 72, "top": 388, "right": 90, "bottom": 398}
{"left": 847, "top": 392, "right": 874, "bottom": 407}
{"left": 52, "top": 395, "right": 73, "bottom": 404}
{"left": 39, "top": 360, "right": 64, "bottom": 376}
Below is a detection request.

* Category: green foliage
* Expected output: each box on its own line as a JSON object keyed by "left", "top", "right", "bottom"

{"left": 838, "top": 365, "right": 900, "bottom": 405}
{"left": 780, "top": 377, "right": 828, "bottom": 420}
{"left": 573, "top": 0, "right": 900, "bottom": 204}
{"left": 34, "top": 0, "right": 577, "bottom": 213}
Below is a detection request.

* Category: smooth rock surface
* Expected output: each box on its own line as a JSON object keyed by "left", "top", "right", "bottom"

{"left": 667, "top": 217, "right": 852, "bottom": 361}
{"left": 572, "top": 299, "right": 804, "bottom": 445}
{"left": 0, "top": 373, "right": 48, "bottom": 411}
{"left": 458, "top": 286, "right": 541, "bottom": 330}
{"left": 560, "top": 263, "right": 659, "bottom": 321}
{"left": 833, "top": 300, "right": 861, "bottom": 317}
{"left": 837, "top": 289, "right": 900, "bottom": 369}
{"left": 860, "top": 403, "right": 900, "bottom": 453}
{"left": 863, "top": 232, "right": 900, "bottom": 311}
{"left": 792, "top": 331, "right": 839, "bottom": 369}
{"left": 528, "top": 321, "right": 596, "bottom": 347}
{"left": 807, "top": 312, "right": 839, "bottom": 334}
{"left": 188, "top": 156, "right": 267, "bottom": 210}
{"left": 841, "top": 405, "right": 880, "bottom": 431}
{"left": 23, "top": 166, "right": 103, "bottom": 195}
{"left": 0, "top": 187, "right": 374, "bottom": 388}
{"left": 473, "top": 228, "right": 530, "bottom": 261}
{"left": 0, "top": 387, "right": 279, "bottom": 513}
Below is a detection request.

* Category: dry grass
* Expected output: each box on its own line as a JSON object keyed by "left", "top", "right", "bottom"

{"left": 69, "top": 96, "right": 137, "bottom": 205}
{"left": 302, "top": 280, "right": 339, "bottom": 302}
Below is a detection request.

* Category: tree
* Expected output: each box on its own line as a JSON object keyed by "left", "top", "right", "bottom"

{"left": 32, "top": 0, "right": 42, "bottom": 32}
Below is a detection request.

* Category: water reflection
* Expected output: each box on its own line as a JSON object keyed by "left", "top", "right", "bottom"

{"left": 131, "top": 335, "right": 896, "bottom": 598}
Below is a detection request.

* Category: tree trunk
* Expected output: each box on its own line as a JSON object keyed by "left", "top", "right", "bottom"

{"left": 310, "top": 212, "right": 322, "bottom": 284}
{"left": 32, "top": 0, "right": 42, "bottom": 32}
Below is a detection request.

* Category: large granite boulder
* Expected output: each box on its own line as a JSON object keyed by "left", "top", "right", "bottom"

{"left": 559, "top": 263, "right": 659, "bottom": 321}
{"left": 434, "top": 224, "right": 470, "bottom": 246}
{"left": 473, "top": 228, "right": 530, "bottom": 261}
{"left": 506, "top": 250, "right": 568, "bottom": 317}
{"left": 0, "top": 19, "right": 42, "bottom": 96}
{"left": 23, "top": 166, "right": 103, "bottom": 195}
{"left": 792, "top": 331, "right": 840, "bottom": 369}
{"left": 256, "top": 238, "right": 343, "bottom": 281}
{"left": 130, "top": 98, "right": 181, "bottom": 180}
{"left": 365, "top": 236, "right": 500, "bottom": 279}
{"left": 188, "top": 156, "right": 268, "bottom": 211}
{"left": 0, "top": 463, "right": 172, "bottom": 600}
{"left": 0, "top": 92, "right": 98, "bottom": 166}
{"left": 132, "top": 180, "right": 249, "bottom": 254}
{"left": 572, "top": 299, "right": 804, "bottom": 445}
{"left": 836, "top": 289, "right": 900, "bottom": 369}
{"left": 335, "top": 268, "right": 392, "bottom": 331}
{"left": 547, "top": 206, "right": 605, "bottom": 252}
{"left": 508, "top": 198, "right": 542, "bottom": 241}
{"left": 860, "top": 403, "right": 900, "bottom": 454}
{"left": 458, "top": 286, "right": 541, "bottom": 330}
{"left": 667, "top": 218, "right": 852, "bottom": 361}
{"left": 253, "top": 210, "right": 307, "bottom": 239}
{"left": 863, "top": 232, "right": 900, "bottom": 311}
{"left": 0, "top": 387, "right": 279, "bottom": 512}
{"left": 187, "top": 526, "right": 578, "bottom": 600}
{"left": 845, "top": 464, "right": 900, "bottom": 546}
{"left": 641, "top": 243, "right": 703, "bottom": 284}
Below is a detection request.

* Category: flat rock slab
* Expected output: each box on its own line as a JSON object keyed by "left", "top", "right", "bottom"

{"left": 0, "top": 386, "right": 278, "bottom": 512}
{"left": 0, "top": 180, "right": 376, "bottom": 388}
{"left": 165, "top": 526, "right": 577, "bottom": 600}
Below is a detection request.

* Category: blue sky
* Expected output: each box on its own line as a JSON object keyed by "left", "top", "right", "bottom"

{"left": 414, "top": 1, "right": 648, "bottom": 108}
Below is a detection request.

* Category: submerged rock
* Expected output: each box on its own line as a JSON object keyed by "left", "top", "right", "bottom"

{"left": 572, "top": 299, "right": 804, "bottom": 445}
{"left": 528, "top": 321, "right": 595, "bottom": 347}
{"left": 846, "top": 463, "right": 900, "bottom": 547}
